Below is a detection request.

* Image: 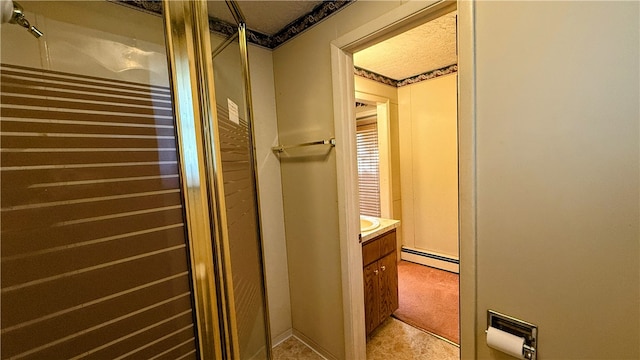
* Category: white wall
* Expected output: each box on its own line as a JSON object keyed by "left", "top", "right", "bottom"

{"left": 474, "top": 1, "right": 639, "bottom": 358}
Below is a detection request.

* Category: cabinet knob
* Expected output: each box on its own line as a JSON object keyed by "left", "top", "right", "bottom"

{"left": 374, "top": 269, "right": 379, "bottom": 275}
{"left": 381, "top": 265, "right": 386, "bottom": 271}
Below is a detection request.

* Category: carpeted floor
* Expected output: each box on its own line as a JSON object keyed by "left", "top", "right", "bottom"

{"left": 393, "top": 261, "right": 460, "bottom": 344}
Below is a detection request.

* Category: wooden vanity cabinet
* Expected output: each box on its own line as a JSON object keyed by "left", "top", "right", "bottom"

{"left": 362, "top": 229, "right": 398, "bottom": 335}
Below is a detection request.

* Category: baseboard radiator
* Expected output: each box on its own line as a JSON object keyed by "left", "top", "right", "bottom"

{"left": 400, "top": 247, "right": 459, "bottom": 273}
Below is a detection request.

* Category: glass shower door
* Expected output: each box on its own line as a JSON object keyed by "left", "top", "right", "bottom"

{"left": 0, "top": 1, "right": 216, "bottom": 359}
{"left": 207, "top": 2, "right": 271, "bottom": 359}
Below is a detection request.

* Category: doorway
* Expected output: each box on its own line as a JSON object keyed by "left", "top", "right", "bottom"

{"left": 331, "top": 1, "right": 477, "bottom": 359}
{"left": 354, "top": 3, "right": 459, "bottom": 350}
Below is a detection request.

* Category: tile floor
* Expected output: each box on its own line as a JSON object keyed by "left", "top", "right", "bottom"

{"left": 366, "top": 318, "right": 459, "bottom": 360}
{"left": 272, "top": 318, "right": 459, "bottom": 360}
{"left": 272, "top": 336, "right": 323, "bottom": 360}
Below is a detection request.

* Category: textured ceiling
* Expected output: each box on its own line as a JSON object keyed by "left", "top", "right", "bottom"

{"left": 207, "top": 1, "right": 323, "bottom": 36}
{"left": 354, "top": 11, "right": 457, "bottom": 81}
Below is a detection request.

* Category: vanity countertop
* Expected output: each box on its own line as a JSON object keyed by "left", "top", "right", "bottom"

{"left": 361, "top": 217, "right": 400, "bottom": 244}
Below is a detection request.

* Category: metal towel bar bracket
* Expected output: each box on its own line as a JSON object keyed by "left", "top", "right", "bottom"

{"left": 272, "top": 138, "right": 336, "bottom": 153}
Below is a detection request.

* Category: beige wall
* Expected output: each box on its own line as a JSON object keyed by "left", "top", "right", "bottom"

{"left": 247, "top": 45, "right": 293, "bottom": 344}
{"left": 275, "top": 1, "right": 640, "bottom": 359}
{"left": 272, "top": 1, "right": 404, "bottom": 358}
{"left": 398, "top": 74, "right": 458, "bottom": 258}
{"left": 355, "top": 76, "right": 399, "bottom": 104}
{"left": 474, "top": 1, "right": 639, "bottom": 358}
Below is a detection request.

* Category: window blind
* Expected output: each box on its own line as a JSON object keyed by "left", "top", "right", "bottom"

{"left": 356, "top": 119, "right": 381, "bottom": 217}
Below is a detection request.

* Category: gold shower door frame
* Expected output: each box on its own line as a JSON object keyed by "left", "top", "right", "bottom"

{"left": 163, "top": 1, "right": 271, "bottom": 359}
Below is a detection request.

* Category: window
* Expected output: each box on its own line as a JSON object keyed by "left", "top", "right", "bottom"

{"left": 356, "top": 116, "right": 380, "bottom": 217}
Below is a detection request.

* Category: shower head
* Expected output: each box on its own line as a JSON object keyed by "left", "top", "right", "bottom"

{"left": 1, "top": 0, "right": 13, "bottom": 24}
{"left": 1, "top": 0, "right": 44, "bottom": 38}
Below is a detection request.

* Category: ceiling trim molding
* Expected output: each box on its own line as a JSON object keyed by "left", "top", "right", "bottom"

{"left": 207, "top": 16, "right": 272, "bottom": 48}
{"left": 396, "top": 64, "right": 458, "bottom": 87}
{"left": 270, "top": 0, "right": 354, "bottom": 49}
{"left": 354, "top": 64, "right": 458, "bottom": 88}
{"left": 111, "top": 0, "right": 353, "bottom": 49}
{"left": 245, "top": 28, "right": 273, "bottom": 49}
{"left": 112, "top": 0, "right": 162, "bottom": 16}
{"left": 354, "top": 66, "right": 398, "bottom": 87}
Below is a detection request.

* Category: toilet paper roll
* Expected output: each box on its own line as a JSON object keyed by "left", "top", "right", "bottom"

{"left": 1, "top": 0, "right": 14, "bottom": 24}
{"left": 486, "top": 327, "right": 525, "bottom": 359}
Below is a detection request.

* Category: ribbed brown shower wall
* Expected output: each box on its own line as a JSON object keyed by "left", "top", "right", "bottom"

{"left": 0, "top": 64, "right": 198, "bottom": 360}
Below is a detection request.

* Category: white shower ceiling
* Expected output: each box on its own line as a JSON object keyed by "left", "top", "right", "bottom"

{"left": 354, "top": 11, "right": 457, "bottom": 81}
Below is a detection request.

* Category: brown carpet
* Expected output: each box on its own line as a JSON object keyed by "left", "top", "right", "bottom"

{"left": 393, "top": 261, "right": 459, "bottom": 344}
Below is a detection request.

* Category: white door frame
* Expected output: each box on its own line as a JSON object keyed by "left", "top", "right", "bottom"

{"left": 330, "top": 1, "right": 477, "bottom": 358}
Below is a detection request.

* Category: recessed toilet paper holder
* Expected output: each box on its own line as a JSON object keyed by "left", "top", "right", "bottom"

{"left": 487, "top": 310, "right": 538, "bottom": 360}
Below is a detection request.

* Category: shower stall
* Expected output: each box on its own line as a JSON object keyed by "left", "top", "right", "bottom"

{"left": 0, "top": 1, "right": 270, "bottom": 359}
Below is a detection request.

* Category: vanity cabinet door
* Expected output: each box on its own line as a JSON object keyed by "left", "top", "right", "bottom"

{"left": 363, "top": 261, "right": 380, "bottom": 335}
{"left": 362, "top": 228, "right": 398, "bottom": 335}
{"left": 378, "top": 252, "right": 399, "bottom": 320}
